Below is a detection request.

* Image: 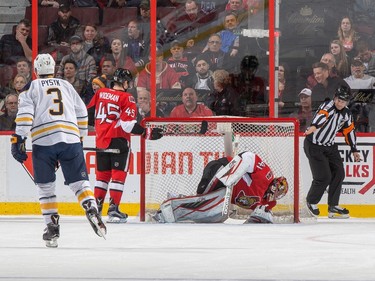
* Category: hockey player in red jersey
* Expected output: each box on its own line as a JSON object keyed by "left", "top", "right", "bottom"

{"left": 154, "top": 151, "right": 288, "bottom": 223}
{"left": 87, "top": 68, "right": 163, "bottom": 223}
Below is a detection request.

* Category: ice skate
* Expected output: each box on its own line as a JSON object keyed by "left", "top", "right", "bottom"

{"left": 96, "top": 198, "right": 104, "bottom": 217}
{"left": 306, "top": 202, "right": 320, "bottom": 216}
{"left": 107, "top": 204, "right": 128, "bottom": 223}
{"left": 83, "top": 200, "right": 107, "bottom": 239}
{"left": 43, "top": 214, "right": 60, "bottom": 248}
{"left": 328, "top": 205, "right": 349, "bottom": 219}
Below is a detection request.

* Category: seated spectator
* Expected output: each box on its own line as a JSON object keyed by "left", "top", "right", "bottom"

{"left": 0, "top": 65, "right": 14, "bottom": 100}
{"left": 206, "top": 69, "right": 237, "bottom": 116}
{"left": 181, "top": 55, "right": 214, "bottom": 91}
{"left": 337, "top": 16, "right": 360, "bottom": 58}
{"left": 202, "top": 34, "right": 230, "bottom": 72}
{"left": 0, "top": 93, "right": 18, "bottom": 131}
{"left": 219, "top": 13, "right": 240, "bottom": 57}
{"left": 107, "top": 0, "right": 128, "bottom": 8}
{"left": 354, "top": 39, "right": 375, "bottom": 77}
{"left": 223, "top": 0, "right": 249, "bottom": 28}
{"left": 137, "top": 44, "right": 181, "bottom": 90}
{"left": 16, "top": 57, "right": 32, "bottom": 83}
{"left": 344, "top": 59, "right": 375, "bottom": 132}
{"left": 0, "top": 19, "right": 32, "bottom": 65}
{"left": 39, "top": 0, "right": 67, "bottom": 8}
{"left": 136, "top": 88, "right": 164, "bottom": 123}
{"left": 230, "top": 55, "right": 266, "bottom": 116}
{"left": 47, "top": 3, "right": 80, "bottom": 47}
{"left": 170, "top": 87, "right": 213, "bottom": 117}
{"left": 330, "top": 39, "right": 350, "bottom": 78}
{"left": 106, "top": 38, "right": 137, "bottom": 76}
{"left": 11, "top": 74, "right": 27, "bottom": 95}
{"left": 174, "top": 0, "right": 218, "bottom": 50}
{"left": 166, "top": 40, "right": 191, "bottom": 78}
{"left": 278, "top": 62, "right": 296, "bottom": 116}
{"left": 306, "top": 53, "right": 338, "bottom": 89}
{"left": 289, "top": 88, "right": 313, "bottom": 133}
{"left": 56, "top": 35, "right": 97, "bottom": 83}
{"left": 123, "top": 20, "right": 150, "bottom": 71}
{"left": 81, "top": 24, "right": 110, "bottom": 71}
{"left": 310, "top": 62, "right": 349, "bottom": 110}
{"left": 99, "top": 55, "right": 116, "bottom": 80}
{"left": 61, "top": 59, "right": 87, "bottom": 100}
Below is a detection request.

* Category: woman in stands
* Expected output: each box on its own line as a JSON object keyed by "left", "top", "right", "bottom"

{"left": 104, "top": 37, "right": 137, "bottom": 77}
{"left": 337, "top": 16, "right": 359, "bottom": 58}
{"left": 81, "top": 24, "right": 110, "bottom": 72}
{"left": 330, "top": 39, "right": 351, "bottom": 79}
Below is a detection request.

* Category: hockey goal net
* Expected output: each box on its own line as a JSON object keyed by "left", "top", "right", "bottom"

{"left": 140, "top": 117, "right": 305, "bottom": 223}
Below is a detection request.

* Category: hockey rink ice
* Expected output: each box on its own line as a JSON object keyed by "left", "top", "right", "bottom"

{"left": 0, "top": 216, "right": 374, "bottom": 281}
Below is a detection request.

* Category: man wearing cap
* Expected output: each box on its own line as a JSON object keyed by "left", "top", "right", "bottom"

{"left": 167, "top": 40, "right": 191, "bottom": 78}
{"left": 344, "top": 59, "right": 375, "bottom": 132}
{"left": 304, "top": 85, "right": 361, "bottom": 219}
{"left": 56, "top": 35, "right": 97, "bottom": 83}
{"left": 289, "top": 88, "right": 313, "bottom": 132}
{"left": 47, "top": 3, "right": 80, "bottom": 47}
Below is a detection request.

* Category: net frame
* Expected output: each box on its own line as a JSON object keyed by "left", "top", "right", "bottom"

{"left": 140, "top": 117, "right": 300, "bottom": 223}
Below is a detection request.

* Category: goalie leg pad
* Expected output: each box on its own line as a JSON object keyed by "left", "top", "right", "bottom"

{"left": 158, "top": 188, "right": 228, "bottom": 223}
{"left": 245, "top": 205, "right": 273, "bottom": 224}
{"left": 217, "top": 153, "right": 254, "bottom": 187}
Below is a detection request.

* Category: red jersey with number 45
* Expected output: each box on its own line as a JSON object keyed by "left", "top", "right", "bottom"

{"left": 87, "top": 88, "right": 137, "bottom": 148}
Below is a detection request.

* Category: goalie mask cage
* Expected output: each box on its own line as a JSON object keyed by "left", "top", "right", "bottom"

{"left": 140, "top": 117, "right": 303, "bottom": 223}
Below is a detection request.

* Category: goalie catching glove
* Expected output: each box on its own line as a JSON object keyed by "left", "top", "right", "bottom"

{"left": 11, "top": 134, "right": 28, "bottom": 163}
{"left": 143, "top": 127, "right": 163, "bottom": 140}
{"left": 245, "top": 205, "right": 273, "bottom": 224}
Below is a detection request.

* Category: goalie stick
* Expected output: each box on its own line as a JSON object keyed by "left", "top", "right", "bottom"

{"left": 83, "top": 147, "right": 121, "bottom": 153}
{"left": 162, "top": 120, "right": 208, "bottom": 136}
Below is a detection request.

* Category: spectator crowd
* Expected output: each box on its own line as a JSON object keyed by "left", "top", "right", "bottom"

{"left": 0, "top": 0, "right": 375, "bottom": 132}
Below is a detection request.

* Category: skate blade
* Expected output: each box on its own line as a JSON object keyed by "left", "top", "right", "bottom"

{"left": 107, "top": 216, "right": 127, "bottom": 224}
{"left": 328, "top": 213, "right": 349, "bottom": 219}
{"left": 45, "top": 238, "right": 58, "bottom": 248}
{"left": 89, "top": 215, "right": 107, "bottom": 240}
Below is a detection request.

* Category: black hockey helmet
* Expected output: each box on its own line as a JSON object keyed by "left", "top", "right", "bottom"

{"left": 335, "top": 85, "right": 351, "bottom": 101}
{"left": 113, "top": 68, "right": 133, "bottom": 84}
{"left": 240, "top": 55, "right": 259, "bottom": 70}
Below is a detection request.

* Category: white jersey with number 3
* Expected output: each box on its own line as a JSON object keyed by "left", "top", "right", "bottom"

{"left": 15, "top": 78, "right": 88, "bottom": 146}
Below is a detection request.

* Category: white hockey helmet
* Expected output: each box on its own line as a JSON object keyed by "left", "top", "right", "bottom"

{"left": 34, "top": 54, "right": 55, "bottom": 76}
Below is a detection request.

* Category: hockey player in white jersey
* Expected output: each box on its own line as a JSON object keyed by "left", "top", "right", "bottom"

{"left": 10, "top": 54, "right": 106, "bottom": 247}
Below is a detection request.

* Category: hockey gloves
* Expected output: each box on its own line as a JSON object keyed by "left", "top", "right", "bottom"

{"left": 144, "top": 127, "right": 163, "bottom": 140}
{"left": 11, "top": 134, "right": 28, "bottom": 163}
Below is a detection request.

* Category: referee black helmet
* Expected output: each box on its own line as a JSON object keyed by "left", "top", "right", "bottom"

{"left": 335, "top": 85, "right": 351, "bottom": 101}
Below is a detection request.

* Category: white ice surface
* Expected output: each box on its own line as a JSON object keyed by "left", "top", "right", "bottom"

{"left": 0, "top": 216, "right": 374, "bottom": 281}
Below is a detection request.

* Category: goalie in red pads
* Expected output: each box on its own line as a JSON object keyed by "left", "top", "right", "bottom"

{"left": 153, "top": 151, "right": 288, "bottom": 224}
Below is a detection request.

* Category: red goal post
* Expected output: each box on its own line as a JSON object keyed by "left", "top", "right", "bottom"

{"left": 140, "top": 117, "right": 301, "bottom": 223}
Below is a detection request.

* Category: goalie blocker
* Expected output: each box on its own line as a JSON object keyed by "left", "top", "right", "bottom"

{"left": 153, "top": 151, "right": 289, "bottom": 224}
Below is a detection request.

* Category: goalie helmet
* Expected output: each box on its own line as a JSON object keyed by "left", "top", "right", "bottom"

{"left": 113, "top": 68, "right": 133, "bottom": 84}
{"left": 34, "top": 54, "right": 55, "bottom": 76}
{"left": 265, "top": 176, "right": 288, "bottom": 202}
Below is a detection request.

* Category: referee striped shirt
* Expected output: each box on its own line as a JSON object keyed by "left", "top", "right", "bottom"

{"left": 306, "top": 100, "right": 358, "bottom": 152}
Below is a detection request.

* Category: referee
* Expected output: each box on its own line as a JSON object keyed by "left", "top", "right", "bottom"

{"left": 304, "top": 85, "right": 361, "bottom": 219}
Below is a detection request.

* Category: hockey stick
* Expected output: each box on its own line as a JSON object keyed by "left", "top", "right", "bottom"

{"left": 83, "top": 147, "right": 121, "bottom": 153}
{"left": 162, "top": 120, "right": 208, "bottom": 136}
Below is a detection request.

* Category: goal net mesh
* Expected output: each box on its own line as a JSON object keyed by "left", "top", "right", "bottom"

{"left": 140, "top": 117, "right": 314, "bottom": 223}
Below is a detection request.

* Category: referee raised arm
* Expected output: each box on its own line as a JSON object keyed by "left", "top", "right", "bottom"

{"left": 304, "top": 85, "right": 361, "bottom": 219}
